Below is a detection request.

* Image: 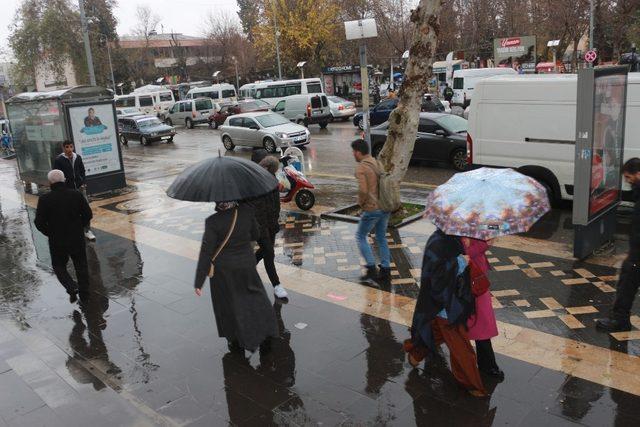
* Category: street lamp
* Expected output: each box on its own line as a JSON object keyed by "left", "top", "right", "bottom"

{"left": 99, "top": 34, "right": 116, "bottom": 92}
{"left": 271, "top": 0, "right": 282, "bottom": 80}
{"left": 547, "top": 39, "right": 560, "bottom": 73}
{"left": 78, "top": 0, "right": 96, "bottom": 85}
{"left": 344, "top": 18, "right": 378, "bottom": 149}
{"left": 297, "top": 61, "right": 307, "bottom": 79}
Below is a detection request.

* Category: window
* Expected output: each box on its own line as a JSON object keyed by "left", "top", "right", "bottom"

{"left": 453, "top": 77, "right": 464, "bottom": 90}
{"left": 274, "top": 85, "right": 286, "bottom": 98}
{"left": 306, "top": 83, "right": 322, "bottom": 93}
{"left": 418, "top": 119, "right": 439, "bottom": 134}
{"left": 139, "top": 96, "right": 153, "bottom": 107}
{"left": 274, "top": 101, "right": 285, "bottom": 112}
{"left": 255, "top": 113, "right": 290, "bottom": 128}
{"left": 170, "top": 103, "right": 179, "bottom": 113}
{"left": 159, "top": 92, "right": 173, "bottom": 102}
{"left": 195, "top": 99, "right": 213, "bottom": 111}
{"left": 179, "top": 103, "right": 186, "bottom": 113}
{"left": 285, "top": 83, "right": 301, "bottom": 96}
{"left": 219, "top": 106, "right": 229, "bottom": 114}
{"left": 262, "top": 87, "right": 275, "bottom": 98}
{"left": 377, "top": 100, "right": 395, "bottom": 111}
{"left": 222, "top": 89, "right": 236, "bottom": 98}
{"left": 115, "top": 97, "right": 135, "bottom": 108}
{"left": 321, "top": 96, "right": 328, "bottom": 107}
{"left": 242, "top": 118, "right": 258, "bottom": 128}
{"left": 433, "top": 114, "right": 468, "bottom": 134}
{"left": 229, "top": 118, "right": 243, "bottom": 127}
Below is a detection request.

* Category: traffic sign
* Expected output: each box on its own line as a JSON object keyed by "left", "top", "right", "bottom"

{"left": 585, "top": 50, "right": 597, "bottom": 63}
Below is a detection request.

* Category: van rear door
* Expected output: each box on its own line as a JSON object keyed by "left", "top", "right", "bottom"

{"left": 452, "top": 76, "right": 464, "bottom": 105}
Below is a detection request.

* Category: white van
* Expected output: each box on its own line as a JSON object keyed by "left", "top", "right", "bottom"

{"left": 271, "top": 93, "right": 331, "bottom": 128}
{"left": 467, "top": 74, "right": 640, "bottom": 203}
{"left": 115, "top": 90, "right": 175, "bottom": 116}
{"left": 452, "top": 68, "right": 517, "bottom": 107}
{"left": 186, "top": 84, "right": 237, "bottom": 104}
{"left": 253, "top": 78, "right": 323, "bottom": 105}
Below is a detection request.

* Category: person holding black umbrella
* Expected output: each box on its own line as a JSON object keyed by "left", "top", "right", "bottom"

{"left": 167, "top": 156, "right": 280, "bottom": 353}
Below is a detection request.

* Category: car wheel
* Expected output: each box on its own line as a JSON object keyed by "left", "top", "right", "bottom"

{"left": 319, "top": 121, "right": 328, "bottom": 129}
{"left": 372, "top": 143, "right": 384, "bottom": 158}
{"left": 140, "top": 136, "right": 148, "bottom": 146}
{"left": 357, "top": 117, "right": 364, "bottom": 130}
{"left": 165, "top": 118, "right": 172, "bottom": 126}
{"left": 222, "top": 135, "right": 235, "bottom": 150}
{"left": 186, "top": 118, "right": 194, "bottom": 129}
{"left": 263, "top": 138, "right": 277, "bottom": 153}
{"left": 213, "top": 121, "right": 219, "bottom": 130}
{"left": 295, "top": 189, "right": 315, "bottom": 210}
{"left": 450, "top": 148, "right": 468, "bottom": 171}
{"left": 167, "top": 136, "right": 174, "bottom": 143}
{"left": 119, "top": 134, "right": 128, "bottom": 146}
{"left": 537, "top": 179, "right": 558, "bottom": 208}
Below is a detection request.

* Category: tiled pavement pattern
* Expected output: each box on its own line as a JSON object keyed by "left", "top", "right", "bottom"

{"left": 127, "top": 201, "right": 640, "bottom": 356}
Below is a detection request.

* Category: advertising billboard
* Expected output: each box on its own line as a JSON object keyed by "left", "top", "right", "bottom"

{"left": 493, "top": 36, "right": 536, "bottom": 72}
{"left": 67, "top": 102, "right": 122, "bottom": 176}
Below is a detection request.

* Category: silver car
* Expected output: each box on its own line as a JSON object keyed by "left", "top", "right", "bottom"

{"left": 220, "top": 112, "right": 310, "bottom": 153}
{"left": 327, "top": 96, "right": 356, "bottom": 121}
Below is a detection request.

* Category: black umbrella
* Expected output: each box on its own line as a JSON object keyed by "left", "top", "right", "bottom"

{"left": 166, "top": 155, "right": 278, "bottom": 202}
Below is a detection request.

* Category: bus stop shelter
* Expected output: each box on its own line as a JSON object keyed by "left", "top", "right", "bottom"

{"left": 6, "top": 86, "right": 125, "bottom": 194}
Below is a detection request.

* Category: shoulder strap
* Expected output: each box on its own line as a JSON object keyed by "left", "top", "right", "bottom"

{"left": 210, "top": 208, "right": 238, "bottom": 265}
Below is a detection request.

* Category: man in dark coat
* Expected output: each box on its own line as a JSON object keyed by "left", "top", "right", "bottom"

{"left": 248, "top": 149, "right": 287, "bottom": 299}
{"left": 35, "top": 169, "right": 93, "bottom": 303}
{"left": 443, "top": 83, "right": 454, "bottom": 103}
{"left": 597, "top": 158, "right": 640, "bottom": 331}
{"left": 53, "top": 140, "right": 96, "bottom": 241}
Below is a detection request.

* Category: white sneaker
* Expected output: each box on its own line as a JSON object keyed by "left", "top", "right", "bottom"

{"left": 85, "top": 230, "right": 96, "bottom": 241}
{"left": 274, "top": 285, "right": 288, "bottom": 299}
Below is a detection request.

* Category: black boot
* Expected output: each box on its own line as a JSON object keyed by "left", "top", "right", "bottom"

{"left": 360, "top": 265, "right": 378, "bottom": 282}
{"left": 596, "top": 317, "right": 632, "bottom": 332}
{"left": 377, "top": 265, "right": 391, "bottom": 285}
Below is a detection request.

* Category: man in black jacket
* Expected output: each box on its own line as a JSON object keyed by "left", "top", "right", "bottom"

{"left": 35, "top": 169, "right": 93, "bottom": 303}
{"left": 597, "top": 158, "right": 640, "bottom": 331}
{"left": 53, "top": 141, "right": 96, "bottom": 241}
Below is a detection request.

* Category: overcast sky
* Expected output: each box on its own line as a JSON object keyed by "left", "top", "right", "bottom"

{"left": 0, "top": 0, "right": 240, "bottom": 60}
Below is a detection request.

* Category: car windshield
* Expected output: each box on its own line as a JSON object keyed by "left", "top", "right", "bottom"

{"left": 222, "top": 89, "right": 236, "bottom": 98}
{"left": 123, "top": 108, "right": 138, "bottom": 113}
{"left": 137, "top": 118, "right": 163, "bottom": 128}
{"left": 433, "top": 115, "right": 468, "bottom": 133}
{"left": 329, "top": 96, "right": 346, "bottom": 103}
{"left": 255, "top": 113, "right": 291, "bottom": 128}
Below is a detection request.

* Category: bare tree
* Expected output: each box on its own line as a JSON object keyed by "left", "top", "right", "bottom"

{"left": 203, "top": 12, "right": 253, "bottom": 82}
{"left": 378, "top": 0, "right": 444, "bottom": 210}
{"left": 134, "top": 5, "right": 160, "bottom": 44}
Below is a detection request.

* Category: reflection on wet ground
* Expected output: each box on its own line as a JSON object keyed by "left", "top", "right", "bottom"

{"left": 2, "top": 126, "right": 640, "bottom": 426}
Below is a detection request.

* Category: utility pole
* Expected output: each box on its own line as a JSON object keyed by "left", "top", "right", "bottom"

{"left": 79, "top": 0, "right": 96, "bottom": 85}
{"left": 359, "top": 44, "right": 371, "bottom": 147}
{"left": 103, "top": 35, "right": 116, "bottom": 92}
{"left": 272, "top": 0, "right": 282, "bottom": 80}
{"left": 589, "top": 0, "right": 594, "bottom": 51}
{"left": 233, "top": 57, "right": 240, "bottom": 92}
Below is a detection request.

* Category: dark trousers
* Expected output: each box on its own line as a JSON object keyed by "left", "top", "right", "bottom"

{"left": 612, "top": 258, "right": 640, "bottom": 321}
{"left": 256, "top": 229, "right": 280, "bottom": 287}
{"left": 50, "top": 243, "right": 89, "bottom": 294}
{"left": 475, "top": 339, "right": 499, "bottom": 371}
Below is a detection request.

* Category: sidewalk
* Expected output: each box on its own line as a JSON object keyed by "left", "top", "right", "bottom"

{"left": 1, "top": 160, "right": 640, "bottom": 426}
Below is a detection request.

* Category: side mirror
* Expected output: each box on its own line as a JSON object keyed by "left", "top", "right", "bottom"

{"left": 250, "top": 125, "right": 259, "bottom": 130}
{"left": 435, "top": 129, "right": 447, "bottom": 137}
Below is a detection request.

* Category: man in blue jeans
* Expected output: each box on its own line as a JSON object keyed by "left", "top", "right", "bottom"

{"left": 352, "top": 139, "right": 391, "bottom": 284}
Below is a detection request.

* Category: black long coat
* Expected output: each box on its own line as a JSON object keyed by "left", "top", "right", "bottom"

{"left": 34, "top": 182, "right": 93, "bottom": 248}
{"left": 194, "top": 205, "right": 278, "bottom": 351}
{"left": 54, "top": 153, "right": 86, "bottom": 189}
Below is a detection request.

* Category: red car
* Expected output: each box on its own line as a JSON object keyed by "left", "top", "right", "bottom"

{"left": 208, "top": 99, "right": 272, "bottom": 128}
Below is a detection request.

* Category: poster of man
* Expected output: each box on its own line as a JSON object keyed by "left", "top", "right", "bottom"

{"left": 589, "top": 72, "right": 627, "bottom": 216}
{"left": 84, "top": 108, "right": 103, "bottom": 128}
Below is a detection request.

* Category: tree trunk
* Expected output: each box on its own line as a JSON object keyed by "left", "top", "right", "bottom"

{"left": 378, "top": 0, "right": 443, "bottom": 210}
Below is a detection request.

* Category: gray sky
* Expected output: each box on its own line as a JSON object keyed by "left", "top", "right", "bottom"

{"left": 0, "top": 0, "right": 240, "bottom": 60}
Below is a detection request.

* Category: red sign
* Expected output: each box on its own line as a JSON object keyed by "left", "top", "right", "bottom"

{"left": 585, "top": 50, "right": 597, "bottom": 63}
{"left": 500, "top": 38, "right": 521, "bottom": 48}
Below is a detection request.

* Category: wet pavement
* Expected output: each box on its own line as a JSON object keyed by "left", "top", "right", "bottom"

{"left": 1, "top": 124, "right": 640, "bottom": 426}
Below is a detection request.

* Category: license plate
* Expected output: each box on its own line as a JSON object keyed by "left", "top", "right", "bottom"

{"left": 294, "top": 136, "right": 306, "bottom": 142}
{"left": 313, "top": 110, "right": 321, "bottom": 115}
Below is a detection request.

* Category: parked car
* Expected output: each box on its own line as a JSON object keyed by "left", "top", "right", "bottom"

{"left": 271, "top": 93, "right": 331, "bottom": 128}
{"left": 208, "top": 99, "right": 271, "bottom": 129}
{"left": 118, "top": 115, "right": 176, "bottom": 146}
{"left": 371, "top": 112, "right": 469, "bottom": 171}
{"left": 163, "top": 98, "right": 214, "bottom": 128}
{"left": 116, "top": 107, "right": 142, "bottom": 119}
{"left": 327, "top": 96, "right": 356, "bottom": 121}
{"left": 353, "top": 98, "right": 398, "bottom": 129}
{"left": 220, "top": 112, "right": 310, "bottom": 153}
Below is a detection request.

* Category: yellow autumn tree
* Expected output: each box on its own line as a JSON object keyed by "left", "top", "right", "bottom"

{"left": 252, "top": 0, "right": 342, "bottom": 76}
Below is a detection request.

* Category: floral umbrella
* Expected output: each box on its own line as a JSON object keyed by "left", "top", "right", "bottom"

{"left": 424, "top": 167, "right": 551, "bottom": 240}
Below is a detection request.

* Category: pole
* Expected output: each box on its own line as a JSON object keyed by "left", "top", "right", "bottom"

{"left": 359, "top": 43, "right": 371, "bottom": 149}
{"left": 79, "top": 0, "right": 96, "bottom": 85}
{"left": 104, "top": 36, "right": 116, "bottom": 92}
{"left": 300, "top": 68, "right": 304, "bottom": 79}
{"left": 553, "top": 48, "right": 557, "bottom": 73}
{"left": 589, "top": 0, "right": 594, "bottom": 51}
{"left": 389, "top": 59, "right": 393, "bottom": 91}
{"left": 234, "top": 60, "right": 240, "bottom": 93}
{"left": 272, "top": 0, "right": 282, "bottom": 80}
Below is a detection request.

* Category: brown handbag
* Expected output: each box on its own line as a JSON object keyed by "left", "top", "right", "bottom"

{"left": 207, "top": 208, "right": 238, "bottom": 278}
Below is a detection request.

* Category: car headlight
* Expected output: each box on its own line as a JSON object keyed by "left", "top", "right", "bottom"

{"left": 275, "top": 132, "right": 289, "bottom": 138}
{"left": 150, "top": 132, "right": 158, "bottom": 136}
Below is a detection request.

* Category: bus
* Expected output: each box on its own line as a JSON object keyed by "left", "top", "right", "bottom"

{"left": 250, "top": 78, "right": 324, "bottom": 105}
